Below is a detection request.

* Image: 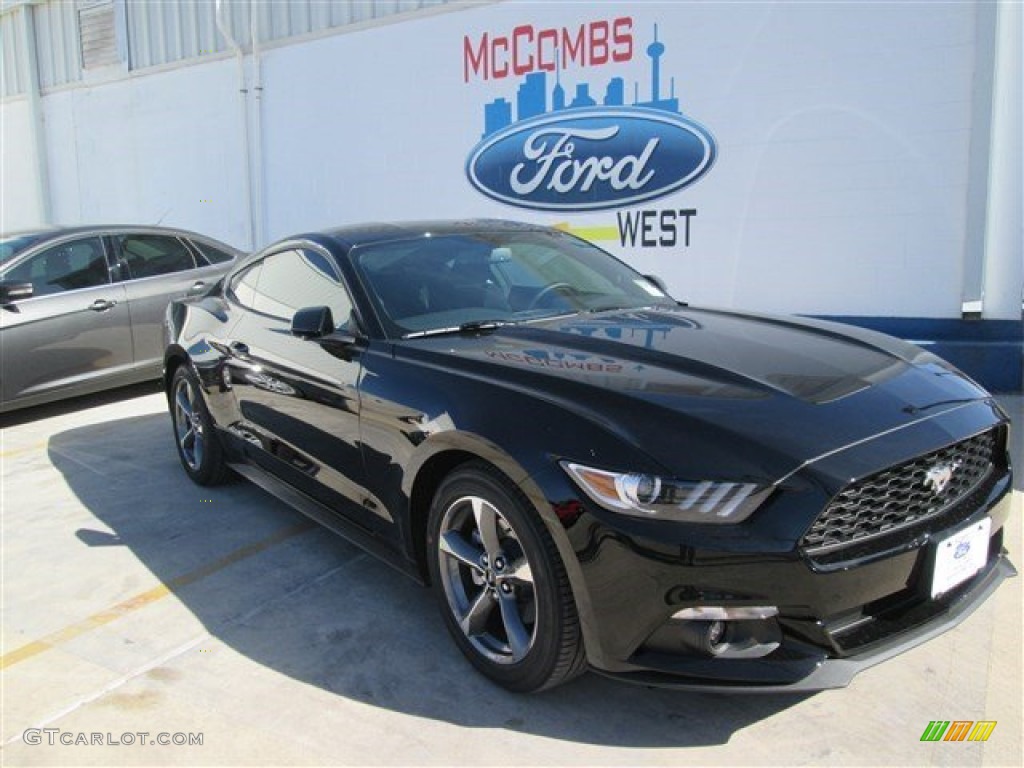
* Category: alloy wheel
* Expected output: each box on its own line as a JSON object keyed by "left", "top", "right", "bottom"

{"left": 173, "top": 375, "right": 205, "bottom": 472}
{"left": 436, "top": 495, "right": 537, "bottom": 664}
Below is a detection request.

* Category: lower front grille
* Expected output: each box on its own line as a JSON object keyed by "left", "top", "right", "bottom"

{"left": 828, "top": 528, "right": 1005, "bottom": 655}
{"left": 801, "top": 429, "right": 1000, "bottom": 556}
{"left": 826, "top": 580, "right": 967, "bottom": 654}
{"left": 787, "top": 526, "right": 1004, "bottom": 657}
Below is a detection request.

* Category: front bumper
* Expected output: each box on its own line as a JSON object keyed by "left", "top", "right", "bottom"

{"left": 594, "top": 553, "right": 1016, "bottom": 692}
{"left": 533, "top": 403, "right": 1016, "bottom": 691}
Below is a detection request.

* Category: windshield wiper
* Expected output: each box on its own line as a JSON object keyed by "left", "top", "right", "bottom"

{"left": 403, "top": 319, "right": 513, "bottom": 339}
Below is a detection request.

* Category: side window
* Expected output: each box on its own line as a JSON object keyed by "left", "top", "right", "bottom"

{"left": 229, "top": 262, "right": 262, "bottom": 308}
{"left": 251, "top": 249, "right": 353, "bottom": 327}
{"left": 192, "top": 240, "right": 235, "bottom": 265}
{"left": 116, "top": 234, "right": 196, "bottom": 279}
{"left": 3, "top": 237, "right": 109, "bottom": 297}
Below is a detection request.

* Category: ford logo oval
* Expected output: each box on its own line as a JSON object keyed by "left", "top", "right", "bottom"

{"left": 466, "top": 107, "right": 716, "bottom": 212}
{"left": 954, "top": 540, "right": 971, "bottom": 560}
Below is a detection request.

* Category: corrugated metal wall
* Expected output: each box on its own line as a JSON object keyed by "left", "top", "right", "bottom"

{"left": 126, "top": 0, "right": 452, "bottom": 70}
{"left": 35, "top": 1, "right": 83, "bottom": 89}
{"left": 1, "top": 0, "right": 454, "bottom": 98}
{"left": 126, "top": 0, "right": 227, "bottom": 70}
{"left": 1, "top": 1, "right": 83, "bottom": 98}
{"left": 1, "top": 10, "right": 27, "bottom": 98}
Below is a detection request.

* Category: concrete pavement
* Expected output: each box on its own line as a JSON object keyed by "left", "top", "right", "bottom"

{"left": 1, "top": 385, "right": 1020, "bottom": 766}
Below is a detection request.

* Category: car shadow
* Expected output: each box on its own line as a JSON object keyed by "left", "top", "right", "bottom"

{"left": 0, "top": 380, "right": 162, "bottom": 427}
{"left": 46, "top": 412, "right": 809, "bottom": 749}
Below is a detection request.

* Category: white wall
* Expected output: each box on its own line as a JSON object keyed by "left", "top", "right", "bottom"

{"left": 257, "top": 2, "right": 981, "bottom": 317}
{"left": 0, "top": 98, "right": 43, "bottom": 229}
{"left": 2, "top": 1, "right": 1017, "bottom": 320}
{"left": 51, "top": 59, "right": 248, "bottom": 249}
{"left": 6, "top": 58, "right": 249, "bottom": 249}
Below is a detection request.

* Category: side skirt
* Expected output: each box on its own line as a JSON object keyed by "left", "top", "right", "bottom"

{"left": 228, "top": 460, "right": 425, "bottom": 585}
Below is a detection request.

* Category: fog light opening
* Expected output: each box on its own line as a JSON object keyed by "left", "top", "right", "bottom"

{"left": 671, "top": 608, "right": 782, "bottom": 659}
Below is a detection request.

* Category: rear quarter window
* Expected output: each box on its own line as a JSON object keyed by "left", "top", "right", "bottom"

{"left": 192, "top": 240, "right": 236, "bottom": 265}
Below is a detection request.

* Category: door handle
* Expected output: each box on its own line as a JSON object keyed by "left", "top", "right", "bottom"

{"left": 187, "top": 280, "right": 206, "bottom": 295}
{"left": 228, "top": 341, "right": 250, "bottom": 357}
{"left": 89, "top": 299, "right": 117, "bottom": 312}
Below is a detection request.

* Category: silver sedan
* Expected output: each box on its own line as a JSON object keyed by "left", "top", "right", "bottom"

{"left": 0, "top": 225, "right": 242, "bottom": 413}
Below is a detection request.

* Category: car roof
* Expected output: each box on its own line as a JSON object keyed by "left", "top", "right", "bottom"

{"left": 1, "top": 225, "right": 241, "bottom": 250}
{"left": 307, "top": 219, "right": 550, "bottom": 252}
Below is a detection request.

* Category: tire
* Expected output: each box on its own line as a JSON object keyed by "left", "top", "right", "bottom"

{"left": 170, "top": 365, "right": 231, "bottom": 486}
{"left": 426, "top": 462, "right": 586, "bottom": 692}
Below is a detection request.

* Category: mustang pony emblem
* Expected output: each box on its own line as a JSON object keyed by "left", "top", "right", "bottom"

{"left": 924, "top": 460, "right": 961, "bottom": 495}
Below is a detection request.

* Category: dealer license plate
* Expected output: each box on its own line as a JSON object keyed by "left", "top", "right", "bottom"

{"left": 931, "top": 518, "right": 991, "bottom": 598}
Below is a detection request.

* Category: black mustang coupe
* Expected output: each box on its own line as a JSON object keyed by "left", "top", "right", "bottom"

{"left": 164, "top": 220, "right": 1015, "bottom": 692}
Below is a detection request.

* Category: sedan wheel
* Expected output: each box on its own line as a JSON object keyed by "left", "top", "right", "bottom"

{"left": 170, "top": 366, "right": 230, "bottom": 486}
{"left": 428, "top": 463, "right": 585, "bottom": 692}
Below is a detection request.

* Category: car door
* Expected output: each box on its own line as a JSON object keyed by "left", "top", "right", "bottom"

{"left": 0, "top": 235, "right": 131, "bottom": 406}
{"left": 222, "top": 246, "right": 387, "bottom": 534}
{"left": 112, "top": 232, "right": 226, "bottom": 370}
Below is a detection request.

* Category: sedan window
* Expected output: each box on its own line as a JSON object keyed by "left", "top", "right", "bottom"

{"left": 116, "top": 234, "right": 196, "bottom": 279}
{"left": 191, "top": 240, "right": 235, "bottom": 265}
{"left": 3, "top": 237, "right": 110, "bottom": 297}
{"left": 0, "top": 233, "right": 50, "bottom": 265}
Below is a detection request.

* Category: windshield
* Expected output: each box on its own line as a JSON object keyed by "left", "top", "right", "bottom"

{"left": 0, "top": 233, "right": 50, "bottom": 266}
{"left": 352, "top": 229, "right": 674, "bottom": 337}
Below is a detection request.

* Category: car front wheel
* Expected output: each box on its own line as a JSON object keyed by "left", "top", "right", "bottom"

{"left": 427, "top": 462, "right": 586, "bottom": 692}
{"left": 170, "top": 365, "right": 230, "bottom": 486}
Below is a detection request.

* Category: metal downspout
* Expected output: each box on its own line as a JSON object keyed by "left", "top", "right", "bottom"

{"left": 215, "top": 0, "right": 255, "bottom": 250}
{"left": 250, "top": 0, "right": 264, "bottom": 248}
{"left": 16, "top": 1, "right": 51, "bottom": 225}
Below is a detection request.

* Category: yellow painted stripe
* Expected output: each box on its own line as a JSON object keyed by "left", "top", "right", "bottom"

{"left": 0, "top": 441, "right": 49, "bottom": 459}
{"left": 551, "top": 222, "right": 620, "bottom": 242}
{"left": 0, "top": 640, "right": 54, "bottom": 668}
{"left": 1, "top": 520, "right": 314, "bottom": 670}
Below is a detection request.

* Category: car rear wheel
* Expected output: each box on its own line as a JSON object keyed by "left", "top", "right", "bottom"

{"left": 427, "top": 462, "right": 586, "bottom": 692}
{"left": 170, "top": 365, "right": 230, "bottom": 486}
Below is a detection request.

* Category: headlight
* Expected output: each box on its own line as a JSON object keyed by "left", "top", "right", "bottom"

{"left": 562, "top": 462, "right": 771, "bottom": 523}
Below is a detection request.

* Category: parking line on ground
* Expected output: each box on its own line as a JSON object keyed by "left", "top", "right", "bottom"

{"left": 0, "top": 520, "right": 315, "bottom": 670}
{"left": 0, "top": 440, "right": 49, "bottom": 459}
{"left": 4, "top": 634, "right": 211, "bottom": 746}
{"left": 4, "top": 555, "right": 368, "bottom": 746}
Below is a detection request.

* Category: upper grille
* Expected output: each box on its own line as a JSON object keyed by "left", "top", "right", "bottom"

{"left": 801, "top": 430, "right": 997, "bottom": 553}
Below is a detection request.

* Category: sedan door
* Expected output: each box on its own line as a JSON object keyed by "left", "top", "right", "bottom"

{"left": 112, "top": 233, "right": 227, "bottom": 371}
{"left": 0, "top": 236, "right": 131, "bottom": 407}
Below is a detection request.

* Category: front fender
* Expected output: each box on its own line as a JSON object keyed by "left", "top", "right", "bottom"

{"left": 403, "top": 427, "right": 608, "bottom": 669}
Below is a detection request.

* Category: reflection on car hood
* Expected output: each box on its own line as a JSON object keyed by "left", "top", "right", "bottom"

{"left": 400, "top": 306, "right": 991, "bottom": 480}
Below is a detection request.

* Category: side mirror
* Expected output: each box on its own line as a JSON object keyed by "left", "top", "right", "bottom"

{"left": 643, "top": 274, "right": 669, "bottom": 295}
{"left": 291, "top": 306, "right": 334, "bottom": 339}
{"left": 0, "top": 281, "right": 34, "bottom": 305}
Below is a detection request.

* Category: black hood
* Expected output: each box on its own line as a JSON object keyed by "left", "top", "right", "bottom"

{"left": 399, "top": 307, "right": 992, "bottom": 482}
